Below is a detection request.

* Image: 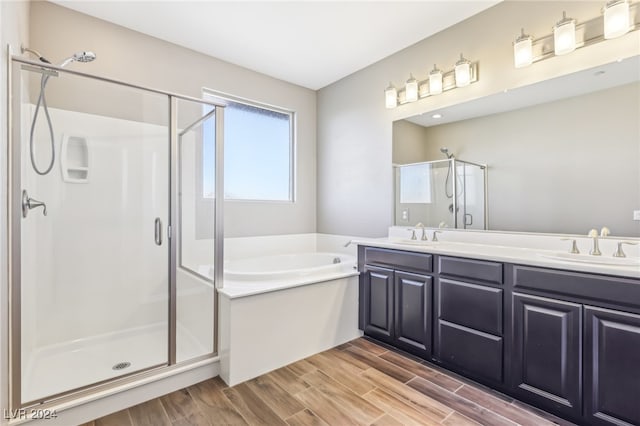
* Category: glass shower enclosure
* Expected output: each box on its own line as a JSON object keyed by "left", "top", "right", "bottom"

{"left": 9, "top": 56, "right": 224, "bottom": 409}
{"left": 394, "top": 159, "right": 488, "bottom": 229}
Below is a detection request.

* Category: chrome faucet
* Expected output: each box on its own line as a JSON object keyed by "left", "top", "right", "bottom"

{"left": 415, "top": 223, "right": 428, "bottom": 241}
{"left": 22, "top": 190, "right": 47, "bottom": 218}
{"left": 407, "top": 228, "right": 417, "bottom": 240}
{"left": 613, "top": 241, "right": 638, "bottom": 258}
{"left": 561, "top": 238, "right": 580, "bottom": 254}
{"left": 432, "top": 230, "right": 443, "bottom": 242}
{"left": 588, "top": 229, "right": 602, "bottom": 256}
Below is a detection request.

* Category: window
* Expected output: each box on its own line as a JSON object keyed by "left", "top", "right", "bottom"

{"left": 203, "top": 91, "right": 294, "bottom": 202}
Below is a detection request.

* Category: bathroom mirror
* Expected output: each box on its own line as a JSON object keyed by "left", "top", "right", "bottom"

{"left": 393, "top": 56, "right": 640, "bottom": 237}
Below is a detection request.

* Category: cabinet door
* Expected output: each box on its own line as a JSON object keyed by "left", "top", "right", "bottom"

{"left": 585, "top": 306, "right": 640, "bottom": 426}
{"left": 362, "top": 266, "right": 394, "bottom": 344}
{"left": 394, "top": 271, "right": 432, "bottom": 358}
{"left": 512, "top": 293, "right": 582, "bottom": 419}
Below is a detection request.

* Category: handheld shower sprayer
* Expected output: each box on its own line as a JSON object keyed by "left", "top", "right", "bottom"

{"left": 58, "top": 51, "right": 97, "bottom": 68}
{"left": 440, "top": 147, "right": 454, "bottom": 159}
{"left": 21, "top": 46, "right": 96, "bottom": 175}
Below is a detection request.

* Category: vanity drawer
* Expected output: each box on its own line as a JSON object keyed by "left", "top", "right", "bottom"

{"left": 439, "top": 256, "right": 503, "bottom": 284}
{"left": 364, "top": 247, "right": 432, "bottom": 274}
{"left": 436, "top": 320, "right": 503, "bottom": 384}
{"left": 513, "top": 265, "right": 640, "bottom": 310}
{"left": 438, "top": 279, "right": 503, "bottom": 335}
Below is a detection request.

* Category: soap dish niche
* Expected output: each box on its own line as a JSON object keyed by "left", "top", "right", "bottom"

{"left": 61, "top": 134, "right": 89, "bottom": 183}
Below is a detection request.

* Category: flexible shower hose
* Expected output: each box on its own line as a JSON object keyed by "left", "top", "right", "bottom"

{"left": 29, "top": 74, "right": 55, "bottom": 175}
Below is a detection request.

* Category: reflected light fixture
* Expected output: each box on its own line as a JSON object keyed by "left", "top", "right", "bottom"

{"left": 405, "top": 74, "right": 419, "bottom": 102}
{"left": 513, "top": 1, "right": 638, "bottom": 69}
{"left": 553, "top": 11, "right": 577, "bottom": 55}
{"left": 604, "top": 0, "right": 630, "bottom": 39}
{"left": 454, "top": 54, "right": 471, "bottom": 87}
{"left": 513, "top": 28, "right": 533, "bottom": 68}
{"left": 385, "top": 82, "right": 397, "bottom": 109}
{"left": 429, "top": 65, "right": 443, "bottom": 95}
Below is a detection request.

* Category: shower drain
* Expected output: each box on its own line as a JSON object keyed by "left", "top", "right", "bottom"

{"left": 112, "top": 362, "right": 131, "bottom": 371}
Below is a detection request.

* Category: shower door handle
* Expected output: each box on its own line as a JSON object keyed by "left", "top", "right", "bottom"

{"left": 154, "top": 218, "right": 163, "bottom": 246}
{"left": 464, "top": 214, "right": 473, "bottom": 226}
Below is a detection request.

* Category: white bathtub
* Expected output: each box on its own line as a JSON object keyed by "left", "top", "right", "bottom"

{"left": 217, "top": 234, "right": 362, "bottom": 386}
{"left": 224, "top": 252, "right": 356, "bottom": 281}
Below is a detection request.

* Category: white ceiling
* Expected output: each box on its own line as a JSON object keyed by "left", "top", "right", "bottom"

{"left": 51, "top": 1, "right": 499, "bottom": 90}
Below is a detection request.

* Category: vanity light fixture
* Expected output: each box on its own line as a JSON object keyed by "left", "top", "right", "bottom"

{"left": 383, "top": 56, "right": 478, "bottom": 108}
{"left": 405, "top": 74, "right": 419, "bottom": 102}
{"left": 385, "top": 82, "right": 398, "bottom": 109}
{"left": 429, "top": 65, "right": 443, "bottom": 95}
{"left": 454, "top": 54, "right": 472, "bottom": 87}
{"left": 604, "top": 0, "right": 630, "bottom": 38}
{"left": 513, "top": 29, "right": 533, "bottom": 68}
{"left": 513, "top": 1, "right": 638, "bottom": 68}
{"left": 554, "top": 11, "right": 577, "bottom": 55}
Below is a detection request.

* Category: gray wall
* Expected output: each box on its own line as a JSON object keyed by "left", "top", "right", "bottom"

{"left": 392, "top": 120, "right": 428, "bottom": 165}
{"left": 317, "top": 1, "right": 640, "bottom": 237}
{"left": 394, "top": 83, "right": 640, "bottom": 236}
{"left": 29, "top": 1, "right": 317, "bottom": 238}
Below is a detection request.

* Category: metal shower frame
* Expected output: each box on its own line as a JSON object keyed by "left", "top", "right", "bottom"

{"left": 395, "top": 157, "right": 488, "bottom": 230}
{"left": 7, "top": 49, "right": 226, "bottom": 411}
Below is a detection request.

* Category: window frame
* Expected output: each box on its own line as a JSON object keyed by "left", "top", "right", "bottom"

{"left": 202, "top": 89, "right": 296, "bottom": 203}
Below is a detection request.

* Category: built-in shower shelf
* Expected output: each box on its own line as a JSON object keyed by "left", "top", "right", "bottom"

{"left": 61, "top": 134, "right": 90, "bottom": 183}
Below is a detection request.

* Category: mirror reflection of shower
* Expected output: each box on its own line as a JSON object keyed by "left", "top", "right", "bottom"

{"left": 394, "top": 154, "right": 487, "bottom": 230}
{"left": 440, "top": 147, "right": 463, "bottom": 215}
{"left": 22, "top": 46, "right": 96, "bottom": 175}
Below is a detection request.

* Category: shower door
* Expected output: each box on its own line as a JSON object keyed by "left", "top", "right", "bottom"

{"left": 12, "top": 61, "right": 171, "bottom": 404}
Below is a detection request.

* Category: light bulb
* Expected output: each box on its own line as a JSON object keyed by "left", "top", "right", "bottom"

{"left": 604, "top": 0, "right": 630, "bottom": 39}
{"left": 554, "top": 11, "right": 576, "bottom": 55}
{"left": 429, "top": 65, "right": 443, "bottom": 95}
{"left": 513, "top": 29, "right": 533, "bottom": 68}
{"left": 385, "top": 83, "right": 397, "bottom": 109}
{"left": 455, "top": 54, "right": 471, "bottom": 87}
{"left": 405, "top": 74, "right": 418, "bottom": 102}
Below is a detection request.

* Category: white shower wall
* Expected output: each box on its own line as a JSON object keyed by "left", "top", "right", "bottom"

{"left": 22, "top": 105, "right": 168, "bottom": 349}
{"left": 20, "top": 104, "right": 214, "bottom": 385}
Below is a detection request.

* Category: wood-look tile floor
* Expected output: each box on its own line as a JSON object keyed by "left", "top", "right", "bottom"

{"left": 82, "top": 338, "right": 574, "bottom": 426}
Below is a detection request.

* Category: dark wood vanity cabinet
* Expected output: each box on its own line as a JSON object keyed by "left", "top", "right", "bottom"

{"left": 361, "top": 265, "right": 394, "bottom": 344}
{"left": 512, "top": 293, "right": 582, "bottom": 419}
{"left": 584, "top": 307, "right": 640, "bottom": 426}
{"left": 360, "top": 247, "right": 433, "bottom": 358}
{"left": 358, "top": 246, "right": 640, "bottom": 426}
{"left": 393, "top": 271, "right": 432, "bottom": 358}
{"left": 434, "top": 257, "right": 505, "bottom": 386}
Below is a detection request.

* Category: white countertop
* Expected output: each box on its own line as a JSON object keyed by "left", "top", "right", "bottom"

{"left": 352, "top": 237, "right": 640, "bottom": 279}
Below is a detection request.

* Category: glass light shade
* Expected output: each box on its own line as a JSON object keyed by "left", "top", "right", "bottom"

{"left": 405, "top": 74, "right": 418, "bottom": 102}
{"left": 513, "top": 30, "right": 533, "bottom": 68}
{"left": 429, "top": 65, "right": 443, "bottom": 95}
{"left": 454, "top": 55, "right": 471, "bottom": 87}
{"left": 604, "top": 0, "right": 630, "bottom": 39}
{"left": 554, "top": 12, "right": 576, "bottom": 55}
{"left": 385, "top": 83, "right": 397, "bottom": 109}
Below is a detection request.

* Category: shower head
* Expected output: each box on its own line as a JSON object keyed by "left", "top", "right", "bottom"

{"left": 440, "top": 147, "right": 454, "bottom": 159}
{"left": 59, "top": 51, "right": 97, "bottom": 68}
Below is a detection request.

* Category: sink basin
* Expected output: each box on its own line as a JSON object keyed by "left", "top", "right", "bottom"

{"left": 539, "top": 252, "right": 640, "bottom": 267}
